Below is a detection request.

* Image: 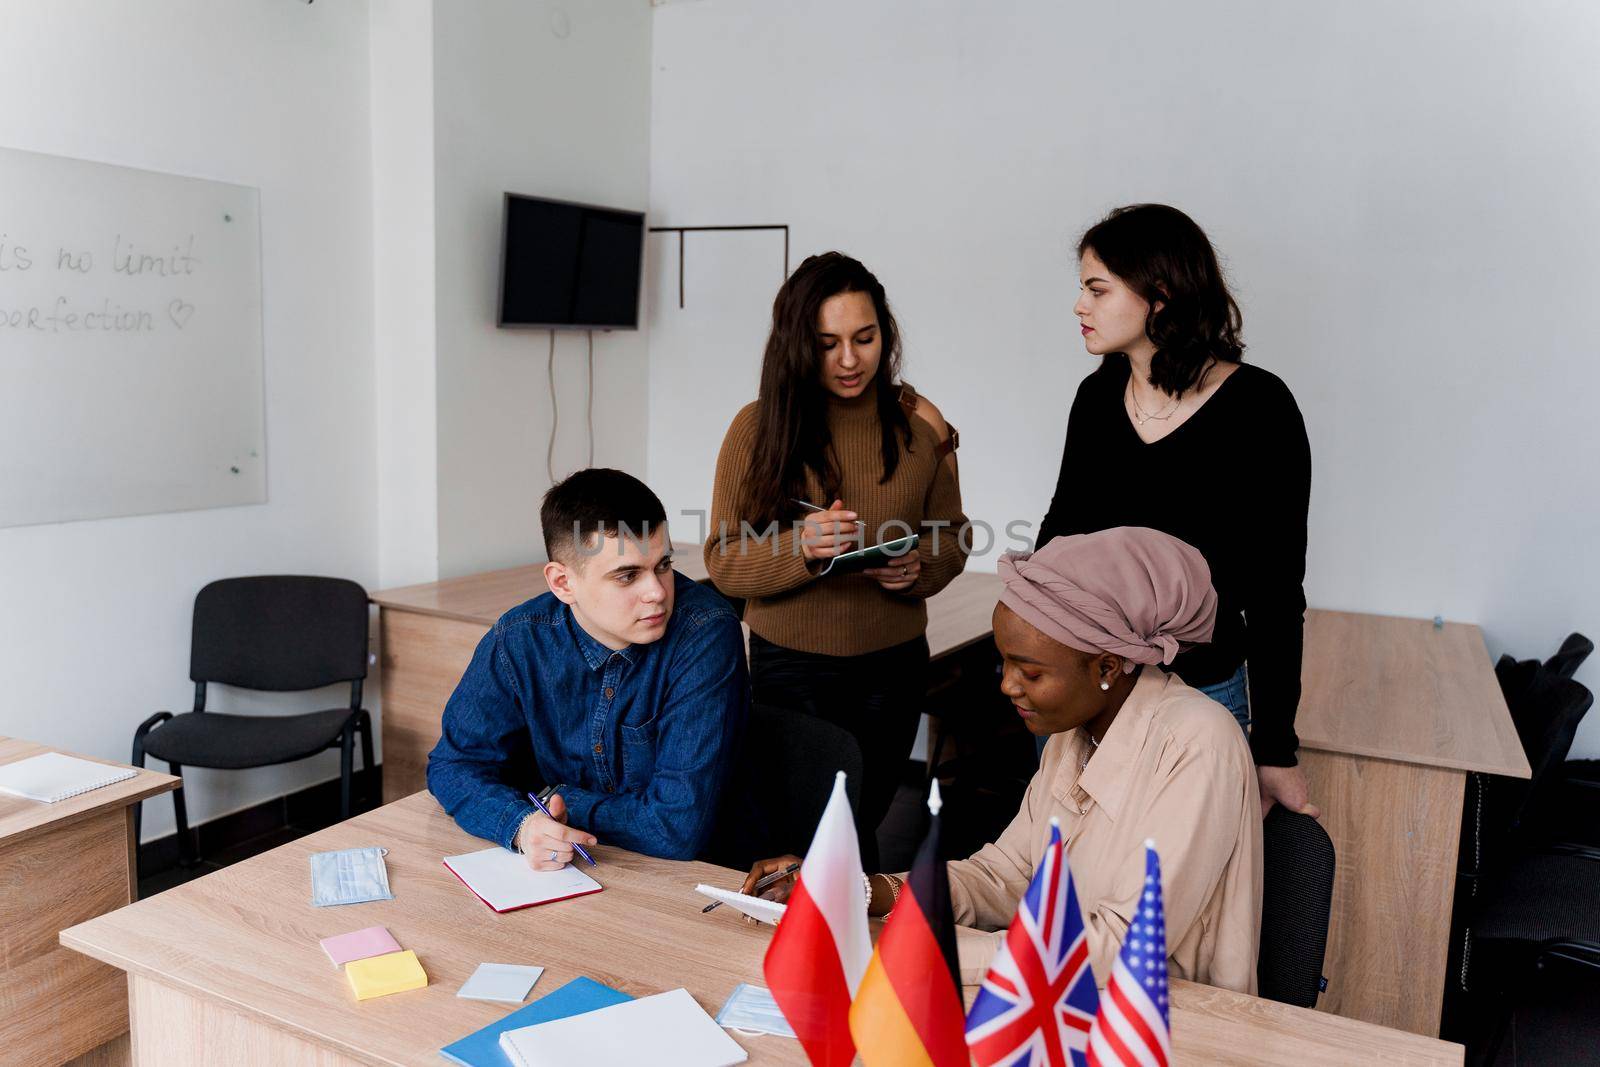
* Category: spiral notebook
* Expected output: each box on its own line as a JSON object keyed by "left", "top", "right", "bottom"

{"left": 499, "top": 988, "right": 747, "bottom": 1067}
{"left": 0, "top": 752, "right": 136, "bottom": 803}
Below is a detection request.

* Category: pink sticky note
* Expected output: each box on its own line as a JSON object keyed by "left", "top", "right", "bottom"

{"left": 320, "top": 926, "right": 402, "bottom": 967}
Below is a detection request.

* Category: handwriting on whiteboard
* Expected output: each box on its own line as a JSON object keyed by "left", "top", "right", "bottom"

{"left": 0, "top": 231, "right": 204, "bottom": 333}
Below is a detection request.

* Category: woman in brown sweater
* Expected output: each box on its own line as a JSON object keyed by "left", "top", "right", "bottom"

{"left": 704, "top": 252, "right": 968, "bottom": 865}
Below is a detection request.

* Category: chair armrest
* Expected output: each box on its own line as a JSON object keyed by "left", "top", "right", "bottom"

{"left": 1545, "top": 842, "right": 1600, "bottom": 863}
{"left": 137, "top": 710, "right": 174, "bottom": 732}
{"left": 1537, "top": 939, "right": 1600, "bottom": 973}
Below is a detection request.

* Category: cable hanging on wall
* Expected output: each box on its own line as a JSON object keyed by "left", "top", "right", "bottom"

{"left": 546, "top": 329, "right": 598, "bottom": 483}
{"left": 587, "top": 330, "right": 595, "bottom": 468}
{"left": 546, "top": 330, "right": 559, "bottom": 483}
{"left": 647, "top": 224, "right": 790, "bottom": 308}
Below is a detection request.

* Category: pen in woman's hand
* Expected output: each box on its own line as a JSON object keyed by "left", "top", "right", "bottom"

{"left": 526, "top": 789, "right": 597, "bottom": 867}
{"left": 701, "top": 861, "right": 801, "bottom": 913}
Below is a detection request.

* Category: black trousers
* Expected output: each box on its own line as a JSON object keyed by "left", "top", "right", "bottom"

{"left": 749, "top": 631, "right": 930, "bottom": 869}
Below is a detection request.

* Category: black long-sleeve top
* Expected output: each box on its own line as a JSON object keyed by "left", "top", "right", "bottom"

{"left": 1039, "top": 357, "right": 1311, "bottom": 767}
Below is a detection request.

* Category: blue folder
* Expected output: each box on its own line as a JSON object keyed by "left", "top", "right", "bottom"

{"left": 439, "top": 976, "right": 634, "bottom": 1066}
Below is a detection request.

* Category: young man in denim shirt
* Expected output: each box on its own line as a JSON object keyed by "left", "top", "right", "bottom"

{"left": 427, "top": 469, "right": 748, "bottom": 865}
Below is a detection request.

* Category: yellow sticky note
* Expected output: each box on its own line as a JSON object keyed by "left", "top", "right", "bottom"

{"left": 345, "top": 949, "right": 428, "bottom": 1000}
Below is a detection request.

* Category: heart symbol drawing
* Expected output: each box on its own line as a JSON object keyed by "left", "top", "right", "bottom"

{"left": 168, "top": 299, "right": 195, "bottom": 329}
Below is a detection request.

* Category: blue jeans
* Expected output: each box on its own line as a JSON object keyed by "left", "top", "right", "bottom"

{"left": 1034, "top": 663, "right": 1251, "bottom": 762}
{"left": 1198, "top": 664, "right": 1251, "bottom": 735}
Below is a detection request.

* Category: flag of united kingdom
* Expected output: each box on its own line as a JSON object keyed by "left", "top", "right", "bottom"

{"left": 964, "top": 819, "right": 1101, "bottom": 1067}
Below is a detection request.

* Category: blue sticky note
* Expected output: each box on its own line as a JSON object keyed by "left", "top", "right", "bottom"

{"left": 439, "top": 976, "right": 633, "bottom": 1066}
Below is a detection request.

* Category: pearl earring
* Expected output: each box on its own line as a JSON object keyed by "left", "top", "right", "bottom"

{"left": 1100, "top": 681, "right": 1110, "bottom": 691}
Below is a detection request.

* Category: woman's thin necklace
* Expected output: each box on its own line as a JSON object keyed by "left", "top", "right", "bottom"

{"left": 1127, "top": 378, "right": 1181, "bottom": 426}
{"left": 1079, "top": 729, "right": 1101, "bottom": 771}
{"left": 1128, "top": 358, "right": 1222, "bottom": 426}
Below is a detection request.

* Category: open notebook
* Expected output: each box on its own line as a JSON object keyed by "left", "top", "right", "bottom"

{"left": 0, "top": 752, "right": 136, "bottom": 803}
{"left": 500, "top": 987, "right": 747, "bottom": 1067}
{"left": 442, "top": 846, "right": 602, "bottom": 913}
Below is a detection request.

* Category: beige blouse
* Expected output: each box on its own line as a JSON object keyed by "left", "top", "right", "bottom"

{"left": 946, "top": 668, "right": 1263, "bottom": 993}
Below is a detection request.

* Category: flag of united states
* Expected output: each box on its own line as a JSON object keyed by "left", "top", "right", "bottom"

{"left": 1087, "top": 841, "right": 1171, "bottom": 1067}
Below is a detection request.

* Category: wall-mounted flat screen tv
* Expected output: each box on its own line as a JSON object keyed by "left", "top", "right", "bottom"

{"left": 497, "top": 194, "right": 645, "bottom": 329}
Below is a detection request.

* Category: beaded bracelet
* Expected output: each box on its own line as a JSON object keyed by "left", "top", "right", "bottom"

{"left": 864, "top": 873, "right": 905, "bottom": 913}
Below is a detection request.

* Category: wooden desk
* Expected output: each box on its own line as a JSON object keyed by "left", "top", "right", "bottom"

{"left": 1, "top": 737, "right": 178, "bottom": 1066}
{"left": 371, "top": 549, "right": 1002, "bottom": 803}
{"left": 61, "top": 790, "right": 1461, "bottom": 1066}
{"left": 371, "top": 561, "right": 1517, "bottom": 1040}
{"left": 1295, "top": 610, "right": 1528, "bottom": 1037}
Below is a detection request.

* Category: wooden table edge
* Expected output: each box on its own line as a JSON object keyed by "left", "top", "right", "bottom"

{"left": 371, "top": 599, "right": 500, "bottom": 627}
{"left": 1166, "top": 979, "right": 1465, "bottom": 1065}
{"left": 1297, "top": 739, "right": 1531, "bottom": 779}
{"left": 0, "top": 773, "right": 179, "bottom": 847}
{"left": 59, "top": 922, "right": 399, "bottom": 1067}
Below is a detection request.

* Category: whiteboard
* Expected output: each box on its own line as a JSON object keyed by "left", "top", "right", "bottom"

{"left": 0, "top": 147, "right": 265, "bottom": 528}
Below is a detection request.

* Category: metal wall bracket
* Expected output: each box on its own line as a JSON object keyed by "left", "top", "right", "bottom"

{"left": 647, "top": 224, "right": 790, "bottom": 308}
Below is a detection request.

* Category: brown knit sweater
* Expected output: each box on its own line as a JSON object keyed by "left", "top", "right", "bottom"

{"left": 703, "top": 382, "right": 969, "bottom": 656}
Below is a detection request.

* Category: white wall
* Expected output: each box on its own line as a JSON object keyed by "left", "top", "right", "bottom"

{"left": 433, "top": 0, "right": 654, "bottom": 578}
{"left": 372, "top": 0, "right": 440, "bottom": 591}
{"left": 646, "top": 0, "right": 1600, "bottom": 756}
{"left": 0, "top": 0, "right": 379, "bottom": 838}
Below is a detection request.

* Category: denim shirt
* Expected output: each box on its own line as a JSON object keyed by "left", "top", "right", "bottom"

{"left": 426, "top": 573, "right": 748, "bottom": 860}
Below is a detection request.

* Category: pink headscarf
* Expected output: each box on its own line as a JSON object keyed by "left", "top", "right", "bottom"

{"left": 997, "top": 528, "right": 1217, "bottom": 671}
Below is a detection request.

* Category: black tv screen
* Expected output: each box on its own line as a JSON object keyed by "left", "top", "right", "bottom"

{"left": 497, "top": 194, "right": 645, "bottom": 329}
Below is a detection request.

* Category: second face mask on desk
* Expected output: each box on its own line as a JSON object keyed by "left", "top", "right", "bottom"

{"left": 714, "top": 982, "right": 796, "bottom": 1038}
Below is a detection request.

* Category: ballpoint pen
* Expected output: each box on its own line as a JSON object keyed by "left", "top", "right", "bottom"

{"left": 792, "top": 498, "right": 862, "bottom": 530}
{"left": 526, "top": 788, "right": 597, "bottom": 867}
{"left": 792, "top": 498, "right": 864, "bottom": 553}
{"left": 702, "top": 861, "right": 802, "bottom": 913}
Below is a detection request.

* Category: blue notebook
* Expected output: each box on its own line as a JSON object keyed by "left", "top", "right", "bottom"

{"left": 440, "top": 976, "right": 633, "bottom": 1066}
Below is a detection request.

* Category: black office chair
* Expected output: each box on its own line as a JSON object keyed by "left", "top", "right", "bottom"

{"left": 1541, "top": 633, "right": 1600, "bottom": 848}
{"left": 1554, "top": 758, "right": 1600, "bottom": 849}
{"left": 1466, "top": 840, "right": 1600, "bottom": 1064}
{"left": 1447, "top": 645, "right": 1597, "bottom": 1062}
{"left": 131, "top": 576, "right": 374, "bottom": 869}
{"left": 703, "top": 704, "right": 865, "bottom": 870}
{"left": 1256, "top": 807, "right": 1336, "bottom": 1007}
{"left": 757, "top": 704, "right": 865, "bottom": 856}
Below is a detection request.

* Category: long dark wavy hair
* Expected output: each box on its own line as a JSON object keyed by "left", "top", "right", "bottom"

{"left": 741, "top": 252, "right": 913, "bottom": 527}
{"left": 1079, "top": 204, "right": 1245, "bottom": 397}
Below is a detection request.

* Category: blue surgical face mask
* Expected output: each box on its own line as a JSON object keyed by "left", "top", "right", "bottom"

{"left": 715, "top": 983, "right": 795, "bottom": 1038}
{"left": 309, "top": 846, "right": 394, "bottom": 907}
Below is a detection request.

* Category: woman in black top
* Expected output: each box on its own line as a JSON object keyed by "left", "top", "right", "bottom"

{"left": 1039, "top": 203, "right": 1319, "bottom": 818}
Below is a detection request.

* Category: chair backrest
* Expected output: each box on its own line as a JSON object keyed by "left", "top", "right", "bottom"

{"left": 734, "top": 704, "right": 865, "bottom": 860}
{"left": 1257, "top": 808, "right": 1336, "bottom": 1008}
{"left": 1495, "top": 655, "right": 1594, "bottom": 838}
{"left": 1545, "top": 632, "right": 1594, "bottom": 681}
{"left": 190, "top": 576, "right": 370, "bottom": 692}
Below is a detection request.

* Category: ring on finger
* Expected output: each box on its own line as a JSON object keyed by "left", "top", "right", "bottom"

{"left": 547, "top": 849, "right": 558, "bottom": 862}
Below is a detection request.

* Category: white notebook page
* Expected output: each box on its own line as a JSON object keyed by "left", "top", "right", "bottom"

{"left": 442, "top": 846, "right": 602, "bottom": 912}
